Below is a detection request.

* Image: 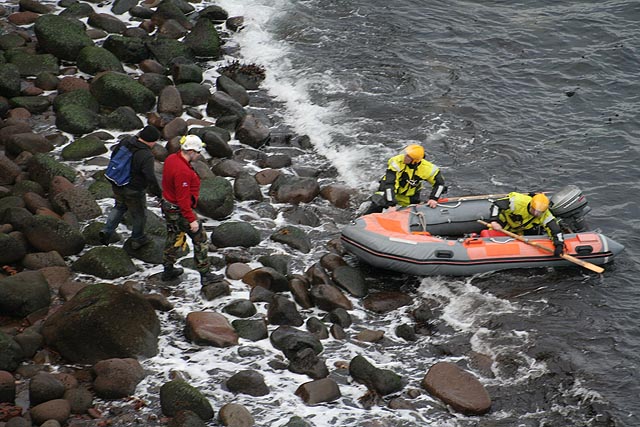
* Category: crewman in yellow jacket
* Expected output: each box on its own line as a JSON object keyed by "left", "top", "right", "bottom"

{"left": 362, "top": 144, "right": 445, "bottom": 214}
{"left": 489, "top": 192, "right": 565, "bottom": 256}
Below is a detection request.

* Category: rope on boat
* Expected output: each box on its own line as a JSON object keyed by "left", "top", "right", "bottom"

{"left": 414, "top": 210, "right": 428, "bottom": 233}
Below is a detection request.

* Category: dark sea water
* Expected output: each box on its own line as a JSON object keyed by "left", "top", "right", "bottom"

{"left": 214, "top": 0, "right": 640, "bottom": 425}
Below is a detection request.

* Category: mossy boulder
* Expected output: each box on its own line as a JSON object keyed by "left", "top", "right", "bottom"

{"left": 53, "top": 90, "right": 102, "bottom": 135}
{"left": 0, "top": 63, "right": 22, "bottom": 98}
{"left": 184, "top": 18, "right": 221, "bottom": 58}
{"left": 9, "top": 96, "right": 51, "bottom": 114}
{"left": 175, "top": 82, "right": 210, "bottom": 106}
{"left": 196, "top": 176, "right": 234, "bottom": 220}
{"left": 56, "top": 103, "right": 102, "bottom": 135}
{"left": 77, "top": 46, "right": 124, "bottom": 75}
{"left": 90, "top": 72, "right": 156, "bottom": 113}
{"left": 6, "top": 52, "right": 59, "bottom": 77}
{"left": 0, "top": 233, "right": 26, "bottom": 264}
{"left": 34, "top": 14, "right": 94, "bottom": 61}
{"left": 72, "top": 246, "right": 137, "bottom": 279}
{"left": 160, "top": 379, "right": 214, "bottom": 420}
{"left": 61, "top": 136, "right": 108, "bottom": 161}
{"left": 41, "top": 283, "right": 160, "bottom": 364}
{"left": 0, "top": 332, "right": 23, "bottom": 371}
{"left": 103, "top": 35, "right": 150, "bottom": 64}
{"left": 22, "top": 214, "right": 85, "bottom": 256}
{"left": 53, "top": 89, "right": 100, "bottom": 112}
{"left": 146, "top": 38, "right": 193, "bottom": 66}
{"left": 0, "top": 271, "right": 50, "bottom": 318}
{"left": 27, "top": 153, "right": 77, "bottom": 190}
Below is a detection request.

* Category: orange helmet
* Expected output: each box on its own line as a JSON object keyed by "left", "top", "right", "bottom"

{"left": 531, "top": 193, "right": 550, "bottom": 212}
{"left": 404, "top": 144, "right": 424, "bottom": 163}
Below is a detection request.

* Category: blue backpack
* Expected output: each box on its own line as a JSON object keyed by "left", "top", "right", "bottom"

{"left": 105, "top": 143, "right": 134, "bottom": 186}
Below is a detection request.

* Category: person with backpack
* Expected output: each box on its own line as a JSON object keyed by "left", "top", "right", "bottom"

{"left": 99, "top": 125, "right": 162, "bottom": 249}
{"left": 160, "top": 134, "right": 223, "bottom": 284}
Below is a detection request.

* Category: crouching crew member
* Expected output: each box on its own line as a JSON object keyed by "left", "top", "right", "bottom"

{"left": 489, "top": 192, "right": 565, "bottom": 256}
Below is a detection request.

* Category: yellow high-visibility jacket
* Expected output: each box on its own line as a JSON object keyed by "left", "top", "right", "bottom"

{"left": 490, "top": 192, "right": 562, "bottom": 242}
{"left": 379, "top": 154, "right": 444, "bottom": 207}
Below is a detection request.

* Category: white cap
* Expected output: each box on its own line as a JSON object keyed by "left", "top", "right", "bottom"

{"left": 180, "top": 135, "right": 205, "bottom": 152}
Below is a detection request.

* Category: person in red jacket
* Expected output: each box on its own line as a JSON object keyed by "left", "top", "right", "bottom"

{"left": 160, "top": 135, "right": 222, "bottom": 284}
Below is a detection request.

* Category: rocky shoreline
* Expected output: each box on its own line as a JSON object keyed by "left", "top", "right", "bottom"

{"left": 0, "top": 1, "right": 492, "bottom": 426}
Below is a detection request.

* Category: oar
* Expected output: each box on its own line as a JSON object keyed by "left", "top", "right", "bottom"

{"left": 438, "top": 193, "right": 508, "bottom": 203}
{"left": 477, "top": 220, "right": 604, "bottom": 274}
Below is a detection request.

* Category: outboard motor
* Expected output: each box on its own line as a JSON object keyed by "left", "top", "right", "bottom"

{"left": 550, "top": 185, "right": 591, "bottom": 232}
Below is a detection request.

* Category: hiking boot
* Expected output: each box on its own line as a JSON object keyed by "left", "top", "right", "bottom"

{"left": 98, "top": 230, "right": 111, "bottom": 246}
{"left": 130, "top": 235, "right": 152, "bottom": 250}
{"left": 161, "top": 265, "right": 184, "bottom": 281}
{"left": 200, "top": 272, "right": 224, "bottom": 285}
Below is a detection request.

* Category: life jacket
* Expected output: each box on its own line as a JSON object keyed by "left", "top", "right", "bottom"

{"left": 382, "top": 154, "right": 440, "bottom": 206}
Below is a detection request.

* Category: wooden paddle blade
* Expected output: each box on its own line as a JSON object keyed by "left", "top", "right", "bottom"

{"left": 560, "top": 254, "right": 605, "bottom": 273}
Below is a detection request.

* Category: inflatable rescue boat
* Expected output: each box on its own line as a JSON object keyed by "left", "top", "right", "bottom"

{"left": 341, "top": 186, "right": 624, "bottom": 276}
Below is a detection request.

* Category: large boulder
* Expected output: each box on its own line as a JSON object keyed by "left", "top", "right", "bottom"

{"left": 72, "top": 247, "right": 137, "bottom": 279}
{"left": 92, "top": 358, "right": 146, "bottom": 399}
{"left": 0, "top": 233, "right": 26, "bottom": 264}
{"left": 270, "top": 226, "right": 311, "bottom": 253}
{"left": 0, "top": 63, "right": 21, "bottom": 98}
{"left": 210, "top": 221, "right": 261, "bottom": 248}
{"left": 196, "top": 176, "right": 234, "bottom": 220}
{"left": 28, "top": 154, "right": 77, "bottom": 190}
{"left": 103, "top": 35, "right": 151, "bottom": 64}
{"left": 50, "top": 184, "right": 102, "bottom": 220}
{"left": 146, "top": 38, "right": 193, "bottom": 67}
{"left": 183, "top": 18, "right": 221, "bottom": 58}
{"left": 90, "top": 72, "right": 156, "bottom": 113}
{"left": 0, "top": 271, "right": 50, "bottom": 318}
{"left": 34, "top": 14, "right": 94, "bottom": 61}
{"left": 176, "top": 82, "right": 211, "bottom": 106}
{"left": 5, "top": 132, "right": 53, "bottom": 156}
{"left": 42, "top": 283, "right": 160, "bottom": 364}
{"left": 53, "top": 89, "right": 102, "bottom": 135}
{"left": 0, "top": 332, "right": 24, "bottom": 372}
{"left": 349, "top": 355, "right": 403, "bottom": 396}
{"left": 77, "top": 46, "right": 124, "bottom": 75}
{"left": 422, "top": 361, "right": 492, "bottom": 415}
{"left": 0, "top": 154, "right": 22, "bottom": 185}
{"left": 160, "top": 379, "right": 214, "bottom": 420}
{"left": 236, "top": 115, "right": 270, "bottom": 149}
{"left": 269, "top": 174, "right": 320, "bottom": 204}
{"left": 6, "top": 52, "right": 59, "bottom": 77}
{"left": 61, "top": 136, "right": 108, "bottom": 161}
{"left": 22, "top": 214, "right": 85, "bottom": 256}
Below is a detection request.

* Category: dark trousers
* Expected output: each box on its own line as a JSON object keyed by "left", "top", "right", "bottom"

{"left": 161, "top": 201, "right": 210, "bottom": 274}
{"left": 103, "top": 187, "right": 147, "bottom": 241}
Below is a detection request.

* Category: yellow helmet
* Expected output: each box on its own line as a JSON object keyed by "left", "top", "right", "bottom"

{"left": 404, "top": 144, "right": 424, "bottom": 163}
{"left": 531, "top": 193, "right": 550, "bottom": 212}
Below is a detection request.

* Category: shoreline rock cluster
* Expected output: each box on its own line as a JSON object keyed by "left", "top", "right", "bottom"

{"left": 0, "top": 1, "right": 492, "bottom": 426}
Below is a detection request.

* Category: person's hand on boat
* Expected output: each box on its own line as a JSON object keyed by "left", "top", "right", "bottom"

{"left": 426, "top": 199, "right": 438, "bottom": 208}
{"left": 554, "top": 242, "right": 565, "bottom": 257}
{"left": 489, "top": 221, "right": 503, "bottom": 231}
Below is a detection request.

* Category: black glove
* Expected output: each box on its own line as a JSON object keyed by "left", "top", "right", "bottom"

{"left": 554, "top": 242, "right": 564, "bottom": 257}
{"left": 383, "top": 188, "right": 396, "bottom": 206}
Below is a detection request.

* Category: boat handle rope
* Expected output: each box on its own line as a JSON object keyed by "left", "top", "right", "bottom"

{"left": 436, "top": 201, "right": 461, "bottom": 208}
{"left": 413, "top": 211, "right": 428, "bottom": 232}
{"left": 489, "top": 237, "right": 516, "bottom": 244}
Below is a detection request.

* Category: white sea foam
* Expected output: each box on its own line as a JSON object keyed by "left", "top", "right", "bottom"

{"left": 215, "top": 0, "right": 375, "bottom": 189}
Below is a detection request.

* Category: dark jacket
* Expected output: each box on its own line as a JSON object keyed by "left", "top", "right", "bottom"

{"left": 111, "top": 135, "right": 161, "bottom": 196}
